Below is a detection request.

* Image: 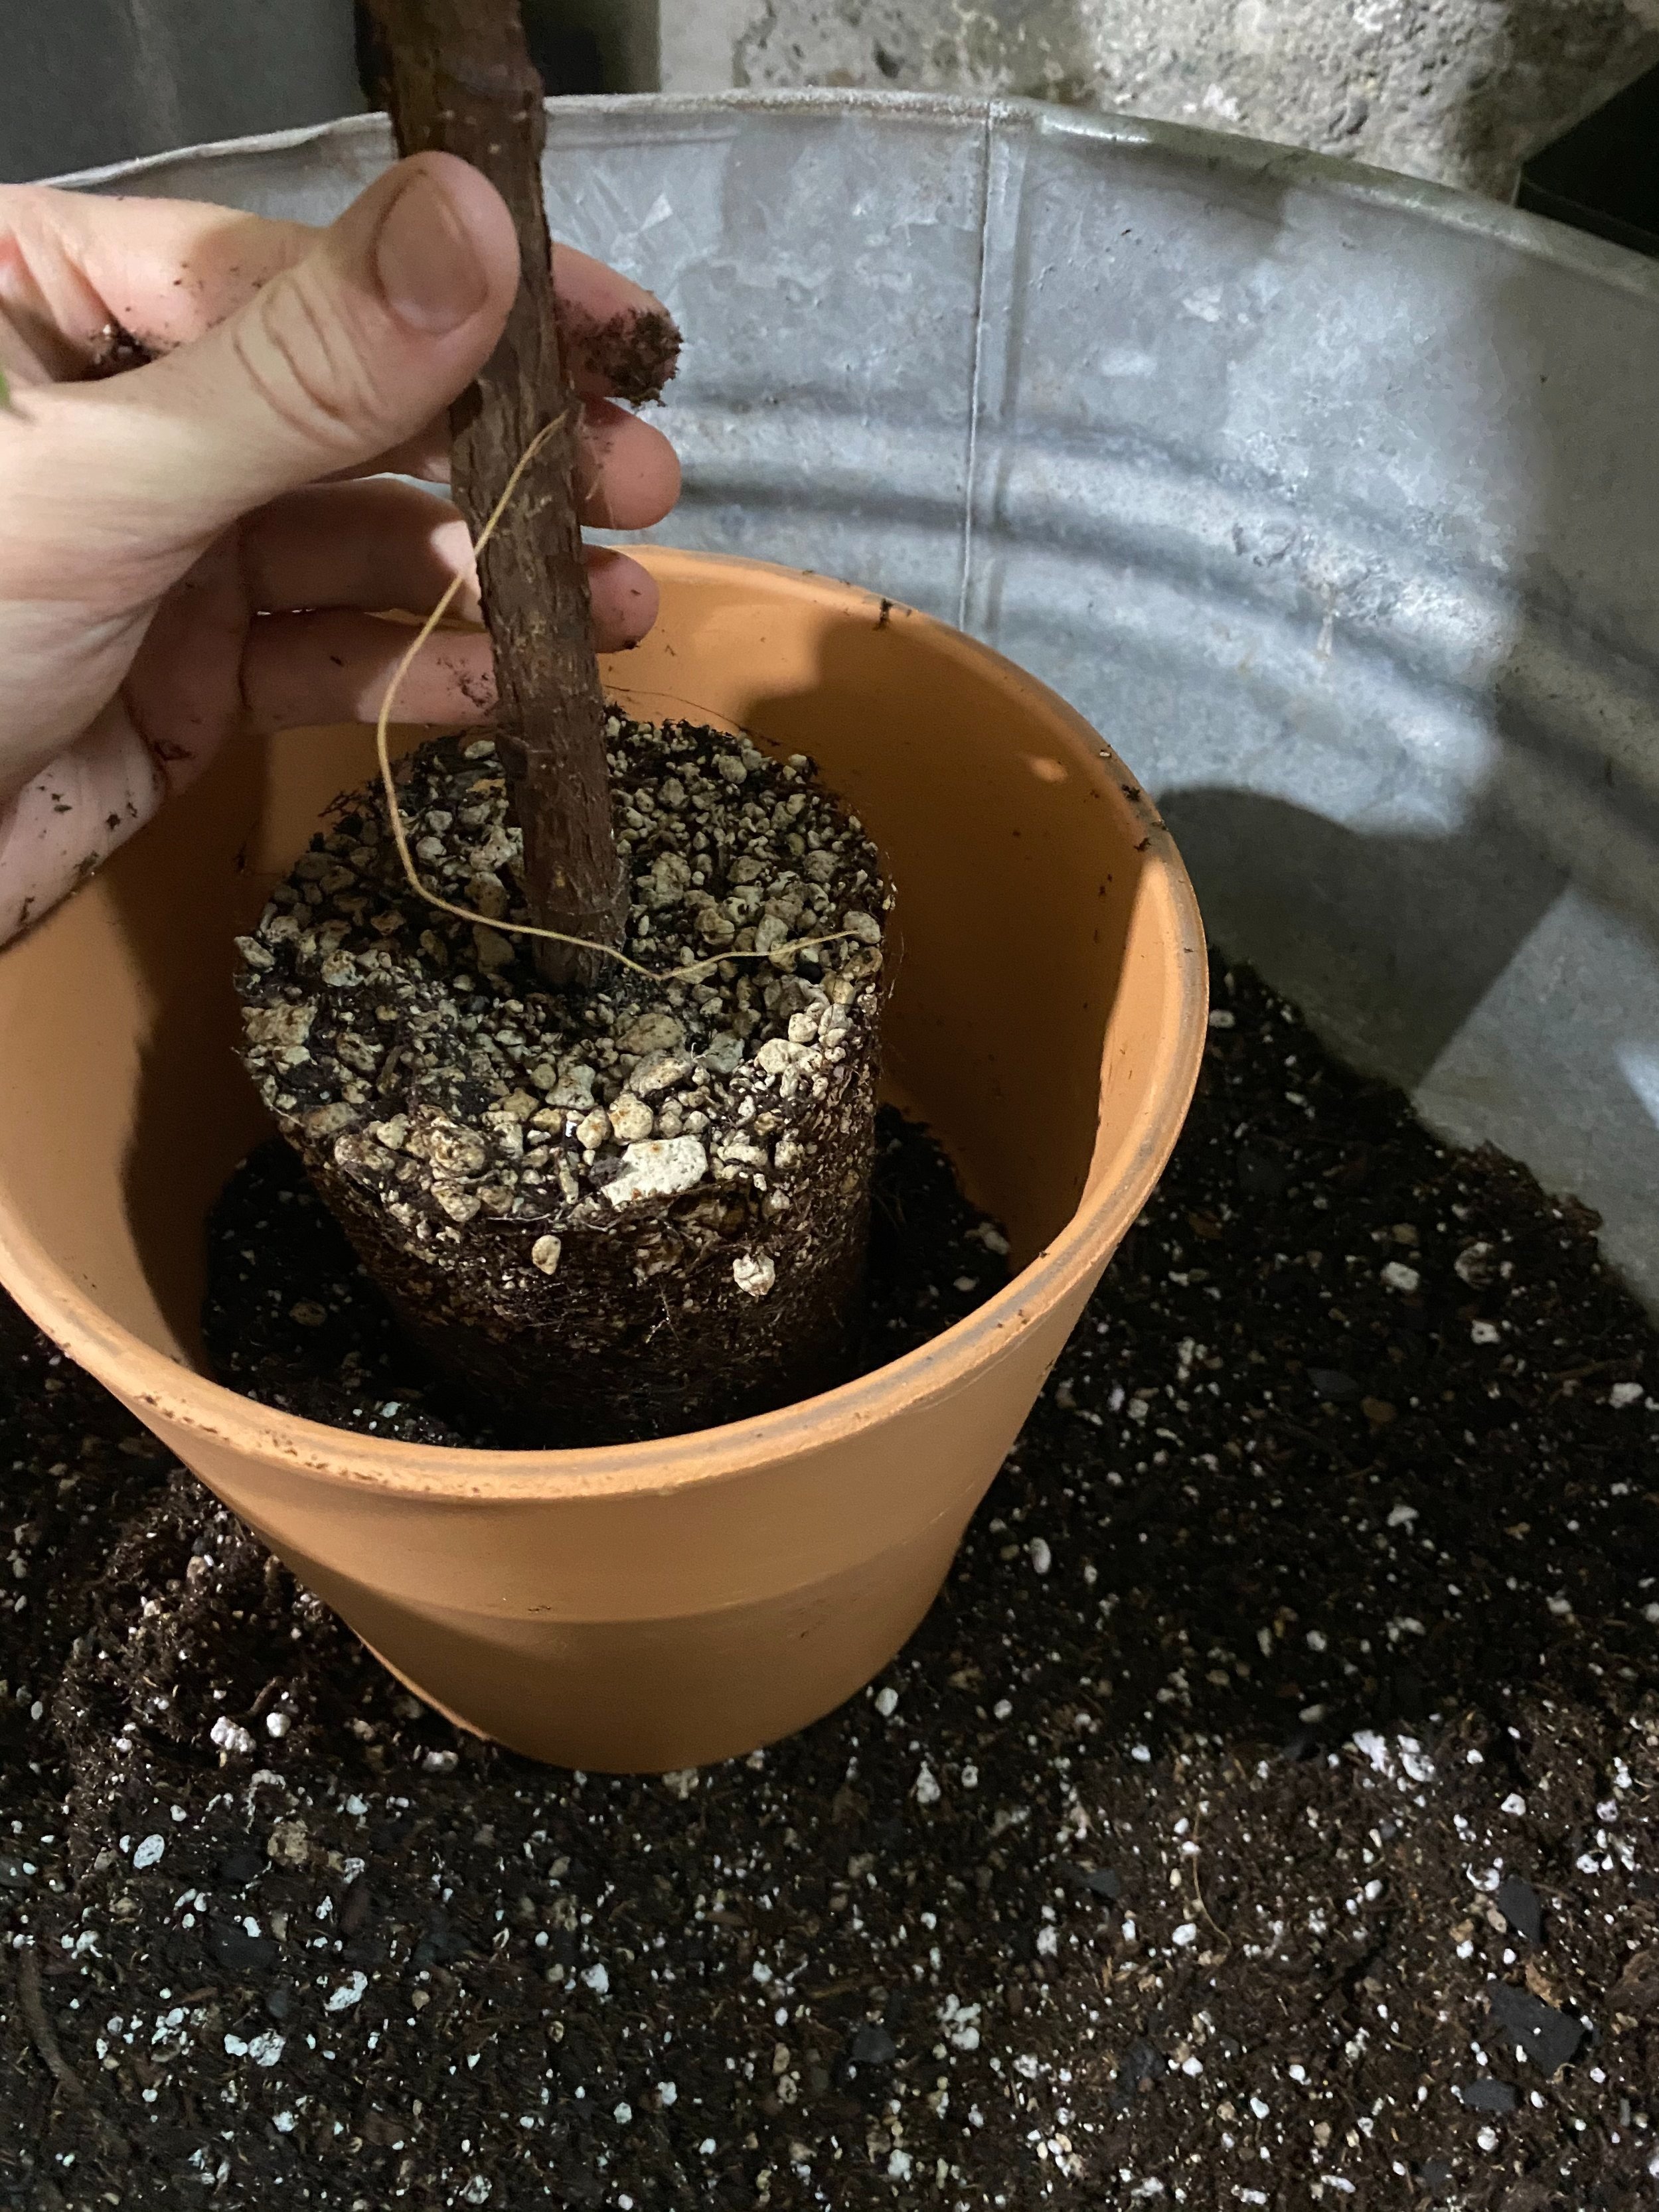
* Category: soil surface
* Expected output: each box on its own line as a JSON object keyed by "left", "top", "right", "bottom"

{"left": 3, "top": 957, "right": 1657, "bottom": 2212}
{"left": 236, "top": 722, "right": 886, "bottom": 1440}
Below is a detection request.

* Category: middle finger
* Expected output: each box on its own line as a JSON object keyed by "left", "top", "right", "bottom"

{"left": 354, "top": 385, "right": 681, "bottom": 495}
{"left": 242, "top": 417, "right": 677, "bottom": 614}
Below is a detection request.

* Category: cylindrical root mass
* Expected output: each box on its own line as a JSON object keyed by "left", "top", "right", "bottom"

{"left": 237, "top": 719, "right": 888, "bottom": 1444}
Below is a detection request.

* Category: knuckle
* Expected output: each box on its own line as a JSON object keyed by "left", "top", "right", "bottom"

{"left": 233, "top": 273, "right": 386, "bottom": 454}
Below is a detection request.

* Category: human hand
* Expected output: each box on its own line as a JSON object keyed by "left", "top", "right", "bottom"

{"left": 0, "top": 152, "right": 680, "bottom": 946}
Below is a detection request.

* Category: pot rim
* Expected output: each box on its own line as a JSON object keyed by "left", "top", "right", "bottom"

{"left": 0, "top": 550, "right": 1207, "bottom": 1501}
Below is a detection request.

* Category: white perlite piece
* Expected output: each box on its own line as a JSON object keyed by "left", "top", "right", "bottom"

{"left": 1350, "top": 1729, "right": 1436, "bottom": 1785}
{"left": 753, "top": 1037, "right": 808, "bottom": 1078}
{"left": 617, "top": 1009, "right": 685, "bottom": 1055}
{"left": 603, "top": 1137, "right": 708, "bottom": 1211}
{"left": 732, "top": 1252, "right": 776, "bottom": 1299}
{"left": 224, "top": 2029, "right": 285, "bottom": 2065}
{"left": 700, "top": 1031, "right": 744, "bottom": 1075}
{"left": 241, "top": 1001, "right": 313, "bottom": 1051}
{"left": 1380, "top": 1261, "right": 1420, "bottom": 1294}
{"left": 608, "top": 1094, "right": 655, "bottom": 1143}
{"left": 530, "top": 1235, "right": 562, "bottom": 1277}
{"left": 574, "top": 1106, "right": 611, "bottom": 1151}
{"left": 631, "top": 1049, "right": 693, "bottom": 1096}
{"left": 1455, "top": 1242, "right": 1495, "bottom": 1285}
{"left": 131, "top": 1834, "right": 165, "bottom": 1870}
{"left": 209, "top": 1716, "right": 256, "bottom": 1757}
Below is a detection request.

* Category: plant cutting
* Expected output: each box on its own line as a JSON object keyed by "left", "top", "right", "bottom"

{"left": 234, "top": 0, "right": 890, "bottom": 1443}
{"left": 0, "top": 40, "right": 1208, "bottom": 1769}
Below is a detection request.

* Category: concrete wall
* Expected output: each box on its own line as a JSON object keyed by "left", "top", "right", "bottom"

{"left": 12, "top": 2, "right": 1648, "bottom": 200}
{"left": 662, "top": 0, "right": 1659, "bottom": 198}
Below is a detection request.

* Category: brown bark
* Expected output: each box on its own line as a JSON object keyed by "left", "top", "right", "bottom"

{"left": 368, "top": 0, "right": 623, "bottom": 988}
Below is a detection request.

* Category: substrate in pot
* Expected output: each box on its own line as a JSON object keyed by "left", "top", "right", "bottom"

{"left": 236, "top": 715, "right": 892, "bottom": 1445}
{"left": 0, "top": 549, "right": 1208, "bottom": 1771}
{"left": 202, "top": 1107, "right": 1011, "bottom": 1449}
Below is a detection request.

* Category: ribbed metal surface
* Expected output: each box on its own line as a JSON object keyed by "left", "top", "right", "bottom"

{"left": 54, "top": 92, "right": 1659, "bottom": 1307}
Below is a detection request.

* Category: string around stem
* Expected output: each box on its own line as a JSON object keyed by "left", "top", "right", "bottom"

{"left": 373, "top": 418, "right": 864, "bottom": 988}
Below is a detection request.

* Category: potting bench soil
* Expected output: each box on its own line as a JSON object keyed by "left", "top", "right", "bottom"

{"left": 1, "top": 959, "right": 1656, "bottom": 2210}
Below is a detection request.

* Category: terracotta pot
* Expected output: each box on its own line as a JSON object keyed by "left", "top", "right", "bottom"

{"left": 0, "top": 551, "right": 1206, "bottom": 1773}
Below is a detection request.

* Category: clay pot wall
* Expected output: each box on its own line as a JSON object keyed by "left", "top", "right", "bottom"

{"left": 0, "top": 552, "right": 1205, "bottom": 1770}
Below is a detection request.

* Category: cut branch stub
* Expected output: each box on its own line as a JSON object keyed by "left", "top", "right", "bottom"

{"left": 370, "top": 0, "right": 623, "bottom": 988}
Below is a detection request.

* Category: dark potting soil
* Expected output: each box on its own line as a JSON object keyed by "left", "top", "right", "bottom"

{"left": 3, "top": 956, "right": 1658, "bottom": 2212}
{"left": 200, "top": 1108, "right": 1012, "bottom": 1449}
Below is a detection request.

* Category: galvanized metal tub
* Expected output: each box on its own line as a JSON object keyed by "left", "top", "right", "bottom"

{"left": 56, "top": 91, "right": 1659, "bottom": 1309}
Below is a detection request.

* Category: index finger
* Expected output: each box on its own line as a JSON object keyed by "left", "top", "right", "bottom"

{"left": 1, "top": 182, "right": 678, "bottom": 400}
{"left": 0, "top": 184, "right": 303, "bottom": 382}
{"left": 551, "top": 242, "right": 680, "bottom": 405}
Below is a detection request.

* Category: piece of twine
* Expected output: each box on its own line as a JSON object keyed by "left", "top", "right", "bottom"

{"left": 374, "top": 417, "right": 865, "bottom": 987}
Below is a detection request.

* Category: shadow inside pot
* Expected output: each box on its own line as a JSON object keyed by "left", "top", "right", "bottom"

{"left": 104, "top": 735, "right": 279, "bottom": 1369}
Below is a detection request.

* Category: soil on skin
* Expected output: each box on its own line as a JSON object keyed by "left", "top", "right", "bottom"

{"left": 79, "top": 322, "right": 157, "bottom": 379}
{"left": 2, "top": 957, "right": 1657, "bottom": 2211}
{"left": 236, "top": 721, "right": 887, "bottom": 1441}
{"left": 559, "top": 303, "right": 680, "bottom": 407}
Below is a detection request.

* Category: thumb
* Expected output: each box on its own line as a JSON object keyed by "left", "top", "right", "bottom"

{"left": 91, "top": 154, "right": 520, "bottom": 533}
